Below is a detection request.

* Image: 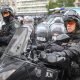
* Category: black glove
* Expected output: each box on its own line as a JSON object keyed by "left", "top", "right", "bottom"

{"left": 37, "top": 44, "right": 45, "bottom": 50}
{"left": 40, "top": 51, "right": 70, "bottom": 69}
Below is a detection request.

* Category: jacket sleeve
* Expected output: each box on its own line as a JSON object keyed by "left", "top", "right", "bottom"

{"left": 42, "top": 42, "right": 80, "bottom": 63}
{"left": 63, "top": 42, "right": 80, "bottom": 58}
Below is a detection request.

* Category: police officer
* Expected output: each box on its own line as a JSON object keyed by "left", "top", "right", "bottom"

{"left": 40, "top": 15, "right": 80, "bottom": 80}
{"left": 0, "top": 5, "right": 20, "bottom": 44}
{"left": 35, "top": 17, "right": 67, "bottom": 52}
{"left": 0, "top": 5, "right": 19, "bottom": 56}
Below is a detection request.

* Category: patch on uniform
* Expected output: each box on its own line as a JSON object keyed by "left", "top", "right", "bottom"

{"left": 34, "top": 67, "right": 41, "bottom": 77}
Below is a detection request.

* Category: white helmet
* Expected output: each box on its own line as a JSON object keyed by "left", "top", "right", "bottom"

{"left": 23, "top": 16, "right": 34, "bottom": 25}
{"left": 1, "top": 5, "right": 15, "bottom": 16}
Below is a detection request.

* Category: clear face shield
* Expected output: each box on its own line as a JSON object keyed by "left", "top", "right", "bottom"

{"left": 36, "top": 33, "right": 47, "bottom": 45}
{"left": 35, "top": 26, "right": 48, "bottom": 44}
{"left": 0, "top": 27, "right": 30, "bottom": 80}
{"left": 50, "top": 23, "right": 67, "bottom": 41}
{"left": 23, "top": 16, "right": 34, "bottom": 33}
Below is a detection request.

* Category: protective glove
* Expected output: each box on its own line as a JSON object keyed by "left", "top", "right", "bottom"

{"left": 40, "top": 51, "right": 66, "bottom": 63}
{"left": 37, "top": 44, "right": 45, "bottom": 50}
{"left": 40, "top": 51, "right": 70, "bottom": 69}
{"left": 47, "top": 53, "right": 66, "bottom": 63}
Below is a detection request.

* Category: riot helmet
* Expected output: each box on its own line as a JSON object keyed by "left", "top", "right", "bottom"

{"left": 63, "top": 9, "right": 80, "bottom": 31}
{"left": 23, "top": 16, "right": 34, "bottom": 26}
{"left": 1, "top": 5, "right": 14, "bottom": 17}
{"left": 50, "top": 23, "right": 66, "bottom": 41}
{"left": 1, "top": 5, "right": 15, "bottom": 23}
{"left": 64, "top": 9, "right": 79, "bottom": 18}
{"left": 63, "top": 15, "right": 80, "bottom": 33}
{"left": 35, "top": 24, "right": 49, "bottom": 44}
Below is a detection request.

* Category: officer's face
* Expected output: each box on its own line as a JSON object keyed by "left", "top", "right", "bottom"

{"left": 2, "top": 11, "right": 10, "bottom": 17}
{"left": 66, "top": 20, "right": 77, "bottom": 33}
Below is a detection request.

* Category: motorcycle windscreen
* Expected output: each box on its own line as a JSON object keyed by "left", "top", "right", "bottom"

{"left": 2, "top": 27, "right": 29, "bottom": 57}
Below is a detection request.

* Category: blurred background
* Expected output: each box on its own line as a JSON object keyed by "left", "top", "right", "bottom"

{"left": 0, "top": 0, "right": 80, "bottom": 26}
{"left": 0, "top": 0, "right": 80, "bottom": 16}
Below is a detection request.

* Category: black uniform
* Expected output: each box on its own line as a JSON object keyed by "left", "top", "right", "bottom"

{"left": 40, "top": 15, "right": 80, "bottom": 80}
{"left": 0, "top": 19, "right": 19, "bottom": 44}
{"left": 0, "top": 6, "right": 20, "bottom": 56}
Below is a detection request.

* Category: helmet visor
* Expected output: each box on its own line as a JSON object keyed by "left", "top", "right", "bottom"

{"left": 66, "top": 20, "right": 76, "bottom": 27}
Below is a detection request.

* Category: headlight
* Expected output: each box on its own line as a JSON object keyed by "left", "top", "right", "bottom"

{"left": 0, "top": 69, "right": 15, "bottom": 80}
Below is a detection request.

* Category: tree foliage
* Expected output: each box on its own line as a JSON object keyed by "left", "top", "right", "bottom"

{"left": 56, "top": 0, "right": 75, "bottom": 7}
{"left": 46, "top": 0, "right": 75, "bottom": 14}
{"left": 46, "top": 0, "right": 57, "bottom": 14}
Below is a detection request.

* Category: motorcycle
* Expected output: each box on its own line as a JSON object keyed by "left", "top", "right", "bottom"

{"left": 7, "top": 36, "right": 68, "bottom": 80}
{"left": 0, "top": 27, "right": 71, "bottom": 80}
{"left": 0, "top": 27, "right": 31, "bottom": 80}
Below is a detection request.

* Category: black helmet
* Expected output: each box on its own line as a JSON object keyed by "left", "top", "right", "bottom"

{"left": 35, "top": 24, "right": 49, "bottom": 43}
{"left": 1, "top": 5, "right": 14, "bottom": 16}
{"left": 63, "top": 15, "right": 80, "bottom": 30}
{"left": 53, "top": 17, "right": 64, "bottom": 23}
{"left": 63, "top": 9, "right": 80, "bottom": 30}
{"left": 64, "top": 9, "right": 79, "bottom": 18}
